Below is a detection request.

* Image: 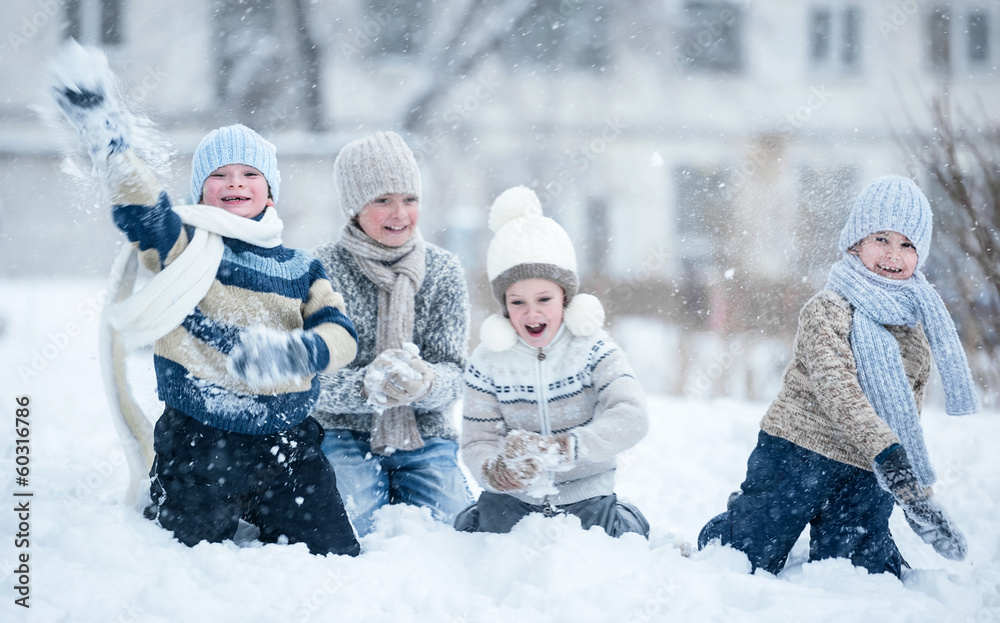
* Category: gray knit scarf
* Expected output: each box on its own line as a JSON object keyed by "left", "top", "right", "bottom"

{"left": 341, "top": 222, "right": 427, "bottom": 455}
{"left": 826, "top": 254, "right": 979, "bottom": 486}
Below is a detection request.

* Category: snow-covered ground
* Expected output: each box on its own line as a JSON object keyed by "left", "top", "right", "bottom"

{"left": 2, "top": 278, "right": 998, "bottom": 623}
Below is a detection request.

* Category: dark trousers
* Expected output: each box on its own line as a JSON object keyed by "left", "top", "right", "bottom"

{"left": 455, "top": 491, "right": 649, "bottom": 538}
{"left": 698, "top": 430, "right": 904, "bottom": 576}
{"left": 147, "top": 406, "right": 360, "bottom": 556}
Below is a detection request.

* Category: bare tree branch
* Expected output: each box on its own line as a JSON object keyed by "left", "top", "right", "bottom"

{"left": 894, "top": 94, "right": 1000, "bottom": 397}
{"left": 402, "top": 0, "right": 538, "bottom": 132}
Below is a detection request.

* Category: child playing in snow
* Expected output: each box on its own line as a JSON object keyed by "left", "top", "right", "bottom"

{"left": 310, "top": 131, "right": 473, "bottom": 536}
{"left": 698, "top": 175, "right": 978, "bottom": 576}
{"left": 455, "top": 186, "right": 649, "bottom": 537}
{"left": 51, "top": 43, "right": 360, "bottom": 556}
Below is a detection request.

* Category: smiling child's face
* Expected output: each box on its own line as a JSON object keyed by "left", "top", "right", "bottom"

{"left": 504, "top": 278, "right": 565, "bottom": 348}
{"left": 849, "top": 230, "right": 918, "bottom": 280}
{"left": 200, "top": 163, "right": 273, "bottom": 218}
{"left": 357, "top": 193, "right": 420, "bottom": 247}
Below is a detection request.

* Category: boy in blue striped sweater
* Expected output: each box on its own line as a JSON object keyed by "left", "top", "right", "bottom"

{"left": 53, "top": 47, "right": 361, "bottom": 555}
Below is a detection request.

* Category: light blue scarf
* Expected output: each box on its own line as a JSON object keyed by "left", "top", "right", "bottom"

{"left": 826, "top": 254, "right": 979, "bottom": 486}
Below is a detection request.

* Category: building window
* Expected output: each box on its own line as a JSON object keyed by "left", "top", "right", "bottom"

{"left": 583, "top": 197, "right": 610, "bottom": 276}
{"left": 968, "top": 9, "right": 990, "bottom": 65}
{"left": 841, "top": 7, "right": 860, "bottom": 66}
{"left": 504, "top": 0, "right": 610, "bottom": 71}
{"left": 563, "top": 2, "right": 611, "bottom": 70}
{"left": 674, "top": 166, "right": 733, "bottom": 325}
{"left": 674, "top": 166, "right": 732, "bottom": 265}
{"left": 365, "top": 0, "right": 429, "bottom": 57}
{"left": 809, "top": 5, "right": 862, "bottom": 72}
{"left": 928, "top": 5, "right": 993, "bottom": 73}
{"left": 64, "top": 0, "right": 123, "bottom": 46}
{"left": 678, "top": 2, "right": 744, "bottom": 73}
{"left": 928, "top": 7, "right": 952, "bottom": 72}
{"left": 810, "top": 8, "right": 832, "bottom": 61}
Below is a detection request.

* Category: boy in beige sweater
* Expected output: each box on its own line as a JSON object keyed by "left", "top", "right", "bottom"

{"left": 697, "top": 175, "right": 977, "bottom": 577}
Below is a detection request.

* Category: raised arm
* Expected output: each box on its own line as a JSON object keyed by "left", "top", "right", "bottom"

{"left": 51, "top": 40, "right": 181, "bottom": 274}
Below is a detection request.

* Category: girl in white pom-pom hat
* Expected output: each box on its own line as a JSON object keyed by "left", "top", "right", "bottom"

{"left": 454, "top": 186, "right": 650, "bottom": 537}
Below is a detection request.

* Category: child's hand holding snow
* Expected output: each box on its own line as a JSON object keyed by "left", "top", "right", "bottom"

{"left": 544, "top": 434, "right": 577, "bottom": 472}
{"left": 48, "top": 39, "right": 160, "bottom": 206}
{"left": 483, "top": 430, "right": 576, "bottom": 495}
{"left": 49, "top": 39, "right": 129, "bottom": 165}
{"left": 505, "top": 429, "right": 576, "bottom": 472}
{"left": 363, "top": 343, "right": 435, "bottom": 410}
{"left": 227, "top": 327, "right": 316, "bottom": 390}
{"left": 483, "top": 433, "right": 544, "bottom": 493}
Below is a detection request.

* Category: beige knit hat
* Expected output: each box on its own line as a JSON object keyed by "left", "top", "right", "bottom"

{"left": 333, "top": 131, "right": 422, "bottom": 219}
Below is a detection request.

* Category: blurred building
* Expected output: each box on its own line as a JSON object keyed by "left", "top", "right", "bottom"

{"left": 2, "top": 0, "right": 997, "bottom": 396}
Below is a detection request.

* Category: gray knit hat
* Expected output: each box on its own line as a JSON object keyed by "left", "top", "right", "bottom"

{"left": 486, "top": 186, "right": 579, "bottom": 307}
{"left": 190, "top": 124, "right": 280, "bottom": 204}
{"left": 839, "top": 175, "right": 933, "bottom": 268}
{"left": 333, "top": 131, "right": 422, "bottom": 219}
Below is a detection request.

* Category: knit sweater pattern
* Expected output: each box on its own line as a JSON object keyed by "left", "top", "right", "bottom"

{"left": 112, "top": 192, "right": 358, "bottom": 435}
{"left": 462, "top": 328, "right": 648, "bottom": 506}
{"left": 760, "top": 290, "right": 932, "bottom": 471}
{"left": 310, "top": 241, "right": 470, "bottom": 441}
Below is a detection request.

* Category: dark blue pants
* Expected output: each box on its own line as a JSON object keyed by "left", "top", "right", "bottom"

{"left": 698, "top": 431, "right": 904, "bottom": 577}
{"left": 147, "top": 406, "right": 360, "bottom": 556}
{"left": 455, "top": 491, "right": 649, "bottom": 538}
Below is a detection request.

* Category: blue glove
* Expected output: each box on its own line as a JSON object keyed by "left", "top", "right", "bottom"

{"left": 227, "top": 328, "right": 319, "bottom": 390}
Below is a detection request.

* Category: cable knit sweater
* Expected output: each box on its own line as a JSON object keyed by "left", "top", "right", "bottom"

{"left": 112, "top": 192, "right": 358, "bottom": 435}
{"left": 462, "top": 327, "right": 648, "bottom": 506}
{"left": 760, "top": 290, "right": 932, "bottom": 471}
{"left": 310, "top": 241, "right": 470, "bottom": 441}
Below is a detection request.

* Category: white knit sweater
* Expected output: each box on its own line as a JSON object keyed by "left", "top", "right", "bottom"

{"left": 462, "top": 325, "right": 648, "bottom": 506}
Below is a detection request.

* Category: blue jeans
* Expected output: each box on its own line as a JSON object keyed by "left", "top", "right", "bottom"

{"left": 321, "top": 429, "right": 473, "bottom": 536}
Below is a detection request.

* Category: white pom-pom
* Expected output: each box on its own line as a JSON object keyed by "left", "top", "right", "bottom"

{"left": 563, "top": 293, "right": 605, "bottom": 337}
{"left": 488, "top": 186, "right": 542, "bottom": 233}
{"left": 480, "top": 314, "right": 519, "bottom": 352}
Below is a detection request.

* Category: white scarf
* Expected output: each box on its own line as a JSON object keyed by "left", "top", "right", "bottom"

{"left": 110, "top": 204, "right": 283, "bottom": 350}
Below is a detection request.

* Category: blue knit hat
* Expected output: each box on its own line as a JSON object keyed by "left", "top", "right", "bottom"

{"left": 839, "top": 175, "right": 933, "bottom": 268}
{"left": 190, "top": 124, "right": 280, "bottom": 204}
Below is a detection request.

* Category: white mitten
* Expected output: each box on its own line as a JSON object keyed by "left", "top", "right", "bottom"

{"left": 227, "top": 327, "right": 316, "bottom": 389}
{"left": 49, "top": 40, "right": 129, "bottom": 165}
{"left": 363, "top": 343, "right": 435, "bottom": 410}
{"left": 49, "top": 40, "right": 160, "bottom": 205}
